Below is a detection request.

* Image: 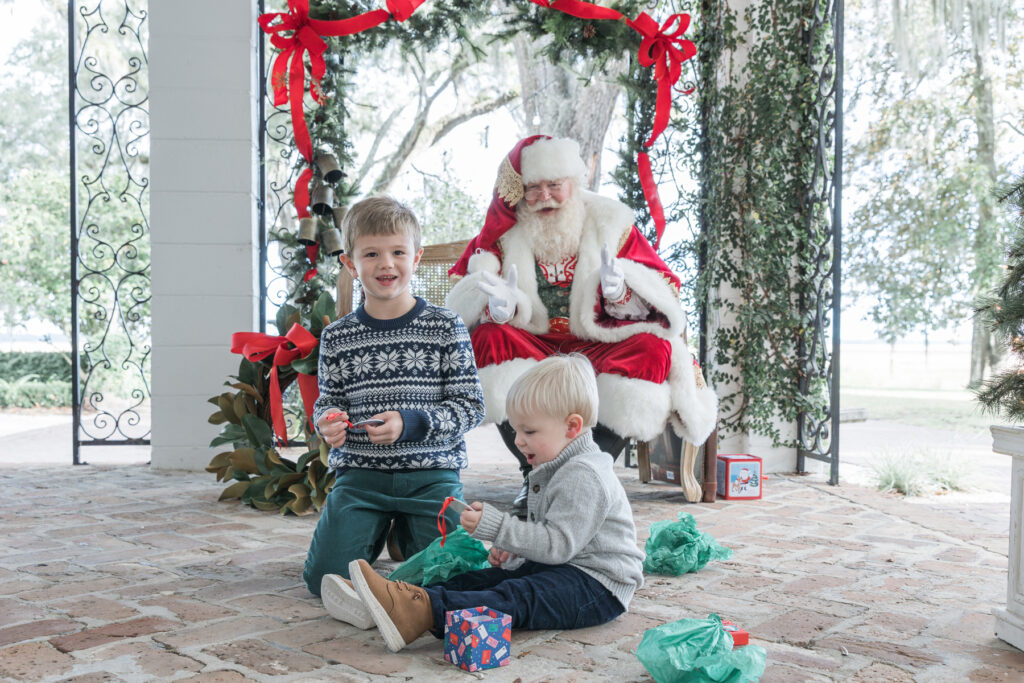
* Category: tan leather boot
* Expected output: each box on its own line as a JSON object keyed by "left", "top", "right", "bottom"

{"left": 348, "top": 558, "right": 434, "bottom": 652}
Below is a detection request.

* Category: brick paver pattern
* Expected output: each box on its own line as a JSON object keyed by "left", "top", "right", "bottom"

{"left": 1, "top": 458, "right": 1022, "bottom": 681}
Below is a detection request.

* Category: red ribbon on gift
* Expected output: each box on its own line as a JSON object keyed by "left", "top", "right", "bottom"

{"left": 258, "top": 0, "right": 425, "bottom": 162}
{"left": 230, "top": 323, "right": 320, "bottom": 444}
{"left": 437, "top": 496, "right": 457, "bottom": 548}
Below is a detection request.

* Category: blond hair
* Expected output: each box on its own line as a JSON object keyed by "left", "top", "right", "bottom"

{"left": 341, "top": 195, "right": 422, "bottom": 255}
{"left": 506, "top": 354, "right": 598, "bottom": 427}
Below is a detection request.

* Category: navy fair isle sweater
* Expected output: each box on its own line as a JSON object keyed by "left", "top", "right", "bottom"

{"left": 313, "top": 298, "right": 485, "bottom": 471}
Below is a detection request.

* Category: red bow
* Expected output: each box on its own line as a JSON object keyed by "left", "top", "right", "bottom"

{"left": 258, "top": 0, "right": 424, "bottom": 161}
{"left": 525, "top": 1, "right": 696, "bottom": 249}
{"left": 629, "top": 13, "right": 696, "bottom": 148}
{"left": 230, "top": 323, "right": 320, "bottom": 444}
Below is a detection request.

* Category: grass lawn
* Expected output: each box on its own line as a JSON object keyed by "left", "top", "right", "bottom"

{"left": 840, "top": 389, "right": 993, "bottom": 436}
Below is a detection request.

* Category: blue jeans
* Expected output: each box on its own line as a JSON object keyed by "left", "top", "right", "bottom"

{"left": 422, "top": 561, "right": 624, "bottom": 636}
{"left": 303, "top": 468, "right": 463, "bottom": 595}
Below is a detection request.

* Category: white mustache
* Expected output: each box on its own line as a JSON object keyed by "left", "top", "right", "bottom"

{"left": 529, "top": 198, "right": 562, "bottom": 211}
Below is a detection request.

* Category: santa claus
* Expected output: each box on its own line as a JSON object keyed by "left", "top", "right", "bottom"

{"left": 446, "top": 135, "right": 718, "bottom": 509}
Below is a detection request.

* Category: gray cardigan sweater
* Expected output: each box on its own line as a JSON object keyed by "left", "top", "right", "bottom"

{"left": 471, "top": 430, "right": 645, "bottom": 608}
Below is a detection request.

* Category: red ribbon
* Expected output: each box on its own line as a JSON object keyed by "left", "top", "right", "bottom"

{"left": 259, "top": 0, "right": 424, "bottom": 162}
{"left": 528, "top": 0, "right": 625, "bottom": 21}
{"left": 294, "top": 167, "right": 313, "bottom": 218}
{"left": 230, "top": 323, "right": 320, "bottom": 444}
{"left": 526, "top": 1, "right": 696, "bottom": 249}
{"left": 628, "top": 12, "right": 696, "bottom": 148}
{"left": 637, "top": 152, "right": 666, "bottom": 248}
{"left": 304, "top": 244, "right": 320, "bottom": 282}
{"left": 437, "top": 496, "right": 458, "bottom": 548}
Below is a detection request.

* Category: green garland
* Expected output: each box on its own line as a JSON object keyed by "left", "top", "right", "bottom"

{"left": 209, "top": 0, "right": 838, "bottom": 513}
{"left": 699, "top": 0, "right": 836, "bottom": 445}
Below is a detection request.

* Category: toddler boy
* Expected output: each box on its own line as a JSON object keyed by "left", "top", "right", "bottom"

{"left": 344, "top": 354, "right": 644, "bottom": 651}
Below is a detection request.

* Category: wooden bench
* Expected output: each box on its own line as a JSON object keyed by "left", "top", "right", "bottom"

{"left": 337, "top": 238, "right": 718, "bottom": 501}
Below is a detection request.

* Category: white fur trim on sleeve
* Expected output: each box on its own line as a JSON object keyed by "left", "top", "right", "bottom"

{"left": 445, "top": 273, "right": 490, "bottom": 331}
{"left": 467, "top": 249, "right": 501, "bottom": 275}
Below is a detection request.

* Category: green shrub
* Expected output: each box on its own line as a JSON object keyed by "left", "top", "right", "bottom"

{"left": 0, "top": 375, "right": 72, "bottom": 408}
{"left": 0, "top": 352, "right": 71, "bottom": 383}
{"left": 871, "top": 449, "right": 970, "bottom": 496}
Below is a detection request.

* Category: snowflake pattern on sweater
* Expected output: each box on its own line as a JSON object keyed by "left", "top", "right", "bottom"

{"left": 313, "top": 298, "right": 485, "bottom": 471}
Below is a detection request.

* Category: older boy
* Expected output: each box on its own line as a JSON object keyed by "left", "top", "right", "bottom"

{"left": 303, "top": 196, "right": 485, "bottom": 602}
{"left": 347, "top": 354, "right": 644, "bottom": 652}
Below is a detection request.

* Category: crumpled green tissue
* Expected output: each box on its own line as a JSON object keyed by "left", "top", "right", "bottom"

{"left": 387, "top": 527, "right": 490, "bottom": 586}
{"left": 636, "top": 613, "right": 767, "bottom": 683}
{"left": 643, "top": 511, "right": 733, "bottom": 575}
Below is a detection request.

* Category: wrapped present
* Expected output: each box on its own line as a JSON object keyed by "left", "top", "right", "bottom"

{"left": 443, "top": 606, "right": 512, "bottom": 672}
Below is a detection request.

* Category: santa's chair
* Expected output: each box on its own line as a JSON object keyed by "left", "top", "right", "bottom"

{"left": 336, "top": 239, "right": 720, "bottom": 504}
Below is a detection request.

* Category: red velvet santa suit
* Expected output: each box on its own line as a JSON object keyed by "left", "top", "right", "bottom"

{"left": 446, "top": 137, "right": 717, "bottom": 444}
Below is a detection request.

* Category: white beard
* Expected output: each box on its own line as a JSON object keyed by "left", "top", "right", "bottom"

{"left": 513, "top": 192, "right": 585, "bottom": 263}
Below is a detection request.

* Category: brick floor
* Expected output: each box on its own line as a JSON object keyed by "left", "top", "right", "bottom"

{"left": 0, "top": 430, "right": 1020, "bottom": 681}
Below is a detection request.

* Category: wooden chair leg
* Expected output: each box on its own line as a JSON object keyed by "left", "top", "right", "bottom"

{"left": 637, "top": 441, "right": 651, "bottom": 483}
{"left": 702, "top": 426, "right": 719, "bottom": 502}
{"left": 681, "top": 441, "right": 702, "bottom": 502}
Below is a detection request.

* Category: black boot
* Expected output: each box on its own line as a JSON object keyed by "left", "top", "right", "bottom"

{"left": 593, "top": 423, "right": 630, "bottom": 462}
{"left": 497, "top": 421, "right": 531, "bottom": 518}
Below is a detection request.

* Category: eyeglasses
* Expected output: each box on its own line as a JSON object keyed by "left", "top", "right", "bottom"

{"left": 524, "top": 181, "right": 565, "bottom": 201}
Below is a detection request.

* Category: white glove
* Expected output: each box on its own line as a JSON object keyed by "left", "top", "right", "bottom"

{"left": 600, "top": 243, "right": 626, "bottom": 302}
{"left": 477, "top": 265, "right": 519, "bottom": 323}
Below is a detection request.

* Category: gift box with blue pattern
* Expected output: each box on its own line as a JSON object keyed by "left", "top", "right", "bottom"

{"left": 443, "top": 606, "right": 512, "bottom": 672}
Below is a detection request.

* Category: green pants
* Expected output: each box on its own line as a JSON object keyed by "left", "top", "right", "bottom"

{"left": 303, "top": 467, "right": 463, "bottom": 595}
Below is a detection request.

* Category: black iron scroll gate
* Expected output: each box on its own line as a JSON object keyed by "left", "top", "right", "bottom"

{"left": 795, "top": 0, "right": 843, "bottom": 484}
{"left": 69, "top": 0, "right": 151, "bottom": 464}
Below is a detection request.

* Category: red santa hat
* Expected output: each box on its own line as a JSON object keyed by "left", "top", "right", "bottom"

{"left": 449, "top": 135, "right": 588, "bottom": 277}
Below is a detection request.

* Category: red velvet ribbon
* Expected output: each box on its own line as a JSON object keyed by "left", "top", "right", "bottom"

{"left": 528, "top": 0, "right": 625, "bottom": 21}
{"left": 304, "top": 244, "right": 319, "bottom": 282}
{"left": 637, "top": 152, "right": 666, "bottom": 248}
{"left": 259, "top": 0, "right": 424, "bottom": 162}
{"left": 526, "top": 0, "right": 696, "bottom": 249}
{"left": 294, "top": 167, "right": 313, "bottom": 218}
{"left": 437, "top": 496, "right": 457, "bottom": 548}
{"left": 628, "top": 12, "right": 696, "bottom": 148}
{"left": 230, "top": 323, "right": 320, "bottom": 443}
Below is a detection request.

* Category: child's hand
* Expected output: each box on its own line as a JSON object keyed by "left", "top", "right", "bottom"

{"left": 364, "top": 411, "right": 403, "bottom": 444}
{"left": 317, "top": 410, "right": 349, "bottom": 448}
{"left": 460, "top": 501, "right": 484, "bottom": 534}
{"left": 488, "top": 546, "right": 512, "bottom": 567}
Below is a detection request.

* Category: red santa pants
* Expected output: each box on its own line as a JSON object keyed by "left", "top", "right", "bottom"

{"left": 471, "top": 323, "right": 671, "bottom": 383}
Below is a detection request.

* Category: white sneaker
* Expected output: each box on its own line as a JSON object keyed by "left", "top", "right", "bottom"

{"left": 321, "top": 573, "right": 375, "bottom": 630}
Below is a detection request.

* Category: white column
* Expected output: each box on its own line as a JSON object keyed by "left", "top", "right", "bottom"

{"left": 149, "top": 0, "right": 260, "bottom": 470}
{"left": 993, "top": 425, "right": 1024, "bottom": 651}
{"left": 707, "top": 0, "right": 797, "bottom": 473}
